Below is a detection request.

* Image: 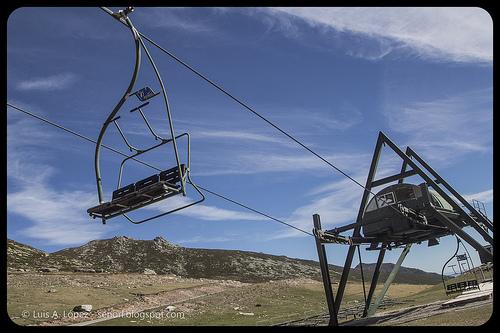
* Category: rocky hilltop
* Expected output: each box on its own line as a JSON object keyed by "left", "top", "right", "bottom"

{"left": 7, "top": 237, "right": 442, "bottom": 284}
{"left": 8, "top": 236, "right": 332, "bottom": 282}
{"left": 52, "top": 235, "right": 332, "bottom": 282}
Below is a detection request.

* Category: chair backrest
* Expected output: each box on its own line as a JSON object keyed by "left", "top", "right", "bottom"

{"left": 112, "top": 183, "right": 136, "bottom": 200}
{"left": 111, "top": 164, "right": 186, "bottom": 201}
{"left": 136, "top": 174, "right": 160, "bottom": 191}
{"left": 160, "top": 164, "right": 186, "bottom": 184}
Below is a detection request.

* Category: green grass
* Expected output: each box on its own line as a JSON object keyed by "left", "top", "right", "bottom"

{"left": 8, "top": 272, "right": 462, "bottom": 327}
{"left": 7, "top": 273, "right": 206, "bottom": 326}
{"left": 94, "top": 281, "right": 435, "bottom": 326}
{"left": 94, "top": 282, "right": 329, "bottom": 326}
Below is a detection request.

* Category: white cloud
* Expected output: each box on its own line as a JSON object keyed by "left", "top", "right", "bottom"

{"left": 7, "top": 117, "right": 57, "bottom": 151}
{"left": 383, "top": 88, "right": 492, "bottom": 164}
{"left": 7, "top": 182, "right": 110, "bottom": 246}
{"left": 136, "top": 8, "right": 214, "bottom": 33}
{"left": 175, "top": 235, "right": 234, "bottom": 244}
{"left": 178, "top": 202, "right": 268, "bottom": 222}
{"left": 146, "top": 195, "right": 268, "bottom": 222}
{"left": 195, "top": 151, "right": 369, "bottom": 176}
{"left": 267, "top": 176, "right": 364, "bottom": 240}
{"left": 267, "top": 7, "right": 492, "bottom": 62}
{"left": 7, "top": 154, "right": 110, "bottom": 246}
{"left": 16, "top": 73, "right": 77, "bottom": 91}
{"left": 462, "top": 189, "right": 493, "bottom": 204}
{"left": 265, "top": 154, "right": 413, "bottom": 240}
{"left": 7, "top": 108, "right": 112, "bottom": 246}
{"left": 193, "top": 130, "right": 287, "bottom": 145}
{"left": 120, "top": 119, "right": 295, "bottom": 148}
{"left": 270, "top": 103, "right": 364, "bottom": 133}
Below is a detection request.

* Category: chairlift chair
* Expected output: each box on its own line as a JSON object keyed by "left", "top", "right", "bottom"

{"left": 441, "top": 237, "right": 480, "bottom": 295}
{"left": 87, "top": 8, "right": 204, "bottom": 224}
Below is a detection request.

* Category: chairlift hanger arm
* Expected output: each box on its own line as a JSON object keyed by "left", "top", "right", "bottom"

{"left": 134, "top": 31, "right": 186, "bottom": 196}
{"left": 94, "top": 12, "right": 141, "bottom": 204}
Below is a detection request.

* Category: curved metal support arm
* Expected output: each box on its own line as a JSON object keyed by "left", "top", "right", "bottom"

{"left": 441, "top": 236, "right": 460, "bottom": 292}
{"left": 135, "top": 32, "right": 186, "bottom": 196}
{"left": 94, "top": 15, "right": 141, "bottom": 203}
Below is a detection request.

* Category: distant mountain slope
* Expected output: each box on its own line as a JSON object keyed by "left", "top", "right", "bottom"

{"left": 52, "top": 236, "right": 332, "bottom": 282}
{"left": 7, "top": 239, "right": 90, "bottom": 272}
{"left": 353, "top": 263, "right": 443, "bottom": 285}
{"left": 8, "top": 237, "right": 442, "bottom": 284}
{"left": 7, "top": 239, "right": 49, "bottom": 269}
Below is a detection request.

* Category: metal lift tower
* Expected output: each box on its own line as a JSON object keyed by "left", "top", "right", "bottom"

{"left": 312, "top": 131, "right": 493, "bottom": 326}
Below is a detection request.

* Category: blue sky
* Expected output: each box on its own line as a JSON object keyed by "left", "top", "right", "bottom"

{"left": 7, "top": 7, "right": 493, "bottom": 273}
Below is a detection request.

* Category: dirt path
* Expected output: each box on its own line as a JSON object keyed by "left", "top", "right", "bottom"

{"left": 36, "top": 280, "right": 246, "bottom": 326}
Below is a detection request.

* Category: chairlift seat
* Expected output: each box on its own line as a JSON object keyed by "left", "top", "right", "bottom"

{"left": 88, "top": 164, "right": 186, "bottom": 220}
{"left": 445, "top": 279, "right": 479, "bottom": 294}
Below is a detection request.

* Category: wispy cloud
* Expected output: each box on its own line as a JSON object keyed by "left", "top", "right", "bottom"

{"left": 146, "top": 195, "right": 268, "bottom": 222}
{"left": 178, "top": 203, "right": 268, "bottom": 222}
{"left": 7, "top": 108, "right": 112, "bottom": 246}
{"left": 7, "top": 181, "right": 110, "bottom": 246}
{"left": 16, "top": 73, "right": 77, "bottom": 91}
{"left": 174, "top": 235, "right": 235, "bottom": 245}
{"left": 270, "top": 103, "right": 364, "bottom": 133}
{"left": 266, "top": 155, "right": 411, "bottom": 240}
{"left": 117, "top": 112, "right": 367, "bottom": 177}
{"left": 119, "top": 118, "right": 294, "bottom": 148}
{"left": 136, "top": 8, "right": 215, "bottom": 33}
{"left": 7, "top": 154, "right": 111, "bottom": 246}
{"left": 193, "top": 130, "right": 287, "bottom": 145}
{"left": 382, "top": 88, "right": 492, "bottom": 164}
{"left": 195, "top": 151, "right": 369, "bottom": 176}
{"left": 267, "top": 176, "right": 364, "bottom": 240}
{"left": 7, "top": 116, "right": 58, "bottom": 151}
{"left": 462, "top": 189, "right": 493, "bottom": 204}
{"left": 265, "top": 7, "right": 492, "bottom": 63}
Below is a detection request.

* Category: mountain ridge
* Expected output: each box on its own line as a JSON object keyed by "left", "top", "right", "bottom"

{"left": 7, "top": 236, "right": 443, "bottom": 285}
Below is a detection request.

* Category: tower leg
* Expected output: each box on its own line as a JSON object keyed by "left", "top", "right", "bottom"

{"left": 367, "top": 244, "right": 411, "bottom": 316}
{"left": 313, "top": 214, "right": 339, "bottom": 326}
{"left": 363, "top": 247, "right": 386, "bottom": 317}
